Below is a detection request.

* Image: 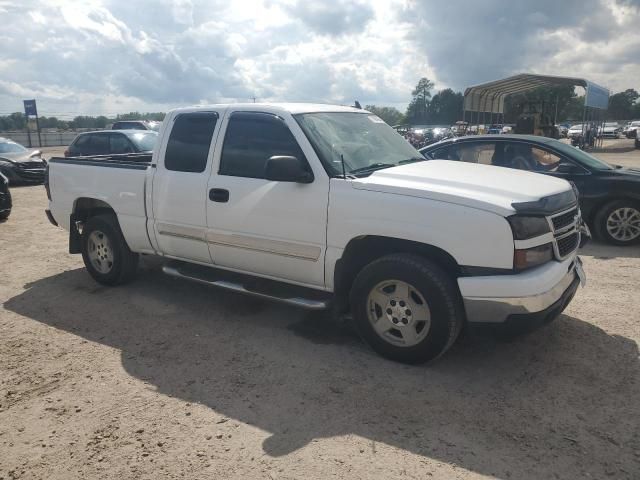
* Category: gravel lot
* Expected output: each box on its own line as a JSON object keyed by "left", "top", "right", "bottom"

{"left": 1, "top": 142, "right": 639, "bottom": 479}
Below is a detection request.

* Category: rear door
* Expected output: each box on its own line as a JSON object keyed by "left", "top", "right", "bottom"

{"left": 151, "top": 110, "right": 222, "bottom": 264}
{"left": 205, "top": 111, "right": 329, "bottom": 287}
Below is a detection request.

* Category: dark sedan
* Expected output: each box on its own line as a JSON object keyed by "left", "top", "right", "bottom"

{"left": 65, "top": 130, "right": 158, "bottom": 157}
{"left": 0, "top": 172, "right": 11, "bottom": 222}
{"left": 0, "top": 137, "right": 47, "bottom": 184}
{"left": 420, "top": 135, "right": 640, "bottom": 246}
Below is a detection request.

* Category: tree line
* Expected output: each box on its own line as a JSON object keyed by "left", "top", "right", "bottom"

{"left": 367, "top": 78, "right": 640, "bottom": 126}
{"left": 0, "top": 84, "right": 638, "bottom": 131}
{"left": 0, "top": 112, "right": 165, "bottom": 132}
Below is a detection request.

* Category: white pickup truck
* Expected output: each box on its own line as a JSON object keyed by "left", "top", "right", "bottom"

{"left": 45, "top": 103, "right": 586, "bottom": 363}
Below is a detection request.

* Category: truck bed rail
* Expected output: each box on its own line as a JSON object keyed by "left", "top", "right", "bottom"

{"left": 48, "top": 153, "right": 153, "bottom": 171}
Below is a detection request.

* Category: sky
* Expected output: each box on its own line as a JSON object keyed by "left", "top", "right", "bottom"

{"left": 0, "top": 0, "right": 639, "bottom": 118}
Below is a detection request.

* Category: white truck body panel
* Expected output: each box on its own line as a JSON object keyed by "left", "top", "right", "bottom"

{"left": 48, "top": 161, "right": 154, "bottom": 253}
{"left": 46, "top": 102, "right": 584, "bottom": 328}
{"left": 203, "top": 107, "right": 329, "bottom": 287}
{"left": 352, "top": 161, "right": 571, "bottom": 217}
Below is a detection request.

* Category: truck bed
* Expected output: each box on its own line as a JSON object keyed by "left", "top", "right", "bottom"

{"left": 47, "top": 153, "right": 155, "bottom": 254}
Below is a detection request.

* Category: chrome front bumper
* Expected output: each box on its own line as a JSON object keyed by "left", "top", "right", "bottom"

{"left": 461, "top": 258, "right": 584, "bottom": 324}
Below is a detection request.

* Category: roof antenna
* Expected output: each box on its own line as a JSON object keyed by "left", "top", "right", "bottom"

{"left": 353, "top": 100, "right": 362, "bottom": 109}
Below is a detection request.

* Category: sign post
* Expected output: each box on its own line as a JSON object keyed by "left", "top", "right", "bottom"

{"left": 23, "top": 99, "right": 42, "bottom": 148}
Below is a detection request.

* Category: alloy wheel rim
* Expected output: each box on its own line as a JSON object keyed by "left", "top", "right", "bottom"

{"left": 366, "top": 280, "right": 431, "bottom": 347}
{"left": 606, "top": 207, "right": 640, "bottom": 242}
{"left": 87, "top": 230, "right": 114, "bottom": 274}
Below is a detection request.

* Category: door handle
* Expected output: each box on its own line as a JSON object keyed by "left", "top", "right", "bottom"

{"left": 209, "top": 188, "right": 229, "bottom": 203}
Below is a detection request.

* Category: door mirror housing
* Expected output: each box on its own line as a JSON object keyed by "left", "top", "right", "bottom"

{"left": 557, "top": 162, "right": 588, "bottom": 175}
{"left": 265, "top": 156, "right": 313, "bottom": 183}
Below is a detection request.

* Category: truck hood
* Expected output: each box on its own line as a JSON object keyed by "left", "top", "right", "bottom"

{"left": 351, "top": 160, "right": 572, "bottom": 216}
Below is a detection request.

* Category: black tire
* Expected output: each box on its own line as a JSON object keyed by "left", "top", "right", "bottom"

{"left": 0, "top": 210, "right": 9, "bottom": 222}
{"left": 593, "top": 200, "right": 640, "bottom": 246}
{"left": 349, "top": 254, "right": 464, "bottom": 364}
{"left": 81, "top": 214, "right": 139, "bottom": 285}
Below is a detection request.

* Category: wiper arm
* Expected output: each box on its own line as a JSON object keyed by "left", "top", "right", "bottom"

{"left": 349, "top": 162, "right": 395, "bottom": 175}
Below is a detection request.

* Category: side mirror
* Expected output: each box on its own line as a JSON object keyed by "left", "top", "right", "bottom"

{"left": 265, "top": 156, "right": 313, "bottom": 183}
{"left": 557, "top": 162, "right": 584, "bottom": 174}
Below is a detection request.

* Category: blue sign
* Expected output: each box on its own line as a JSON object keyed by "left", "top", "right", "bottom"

{"left": 23, "top": 99, "right": 37, "bottom": 116}
{"left": 584, "top": 82, "right": 609, "bottom": 110}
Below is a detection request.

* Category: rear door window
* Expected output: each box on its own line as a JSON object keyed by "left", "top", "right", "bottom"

{"left": 109, "top": 134, "right": 135, "bottom": 154}
{"left": 89, "top": 134, "right": 109, "bottom": 155}
{"left": 72, "top": 135, "right": 91, "bottom": 154}
{"left": 164, "top": 112, "right": 218, "bottom": 173}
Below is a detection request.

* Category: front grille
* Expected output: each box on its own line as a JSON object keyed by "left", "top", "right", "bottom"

{"left": 15, "top": 161, "right": 46, "bottom": 170}
{"left": 552, "top": 208, "right": 578, "bottom": 231}
{"left": 556, "top": 232, "right": 580, "bottom": 258}
{"left": 546, "top": 206, "right": 581, "bottom": 261}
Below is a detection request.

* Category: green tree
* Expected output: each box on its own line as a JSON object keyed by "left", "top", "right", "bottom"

{"left": 364, "top": 105, "right": 405, "bottom": 126}
{"left": 607, "top": 89, "right": 639, "bottom": 120}
{"left": 427, "top": 89, "right": 464, "bottom": 124}
{"left": 95, "top": 116, "right": 109, "bottom": 128}
{"left": 405, "top": 77, "right": 434, "bottom": 124}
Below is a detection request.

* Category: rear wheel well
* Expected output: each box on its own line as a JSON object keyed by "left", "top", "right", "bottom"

{"left": 69, "top": 198, "right": 117, "bottom": 254}
{"left": 72, "top": 197, "right": 115, "bottom": 223}
{"left": 333, "top": 236, "right": 461, "bottom": 313}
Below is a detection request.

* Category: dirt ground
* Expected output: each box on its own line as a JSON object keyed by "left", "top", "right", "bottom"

{"left": 1, "top": 146, "right": 640, "bottom": 479}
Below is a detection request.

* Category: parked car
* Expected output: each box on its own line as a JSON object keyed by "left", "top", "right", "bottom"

{"left": 112, "top": 120, "right": 161, "bottom": 131}
{"left": 624, "top": 120, "right": 640, "bottom": 138}
{"left": 0, "top": 172, "right": 11, "bottom": 222}
{"left": 0, "top": 137, "right": 47, "bottom": 184}
{"left": 65, "top": 130, "right": 158, "bottom": 157}
{"left": 636, "top": 132, "right": 640, "bottom": 149}
{"left": 420, "top": 134, "right": 640, "bottom": 245}
{"left": 555, "top": 124, "right": 569, "bottom": 138}
{"left": 567, "top": 124, "right": 585, "bottom": 139}
{"left": 599, "top": 122, "right": 622, "bottom": 138}
{"left": 46, "top": 103, "right": 585, "bottom": 364}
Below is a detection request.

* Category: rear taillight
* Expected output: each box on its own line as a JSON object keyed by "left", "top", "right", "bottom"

{"left": 64, "top": 149, "right": 70, "bottom": 157}
{"left": 44, "top": 163, "right": 51, "bottom": 200}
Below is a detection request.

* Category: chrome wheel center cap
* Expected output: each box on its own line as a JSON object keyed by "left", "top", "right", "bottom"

{"left": 384, "top": 298, "right": 413, "bottom": 326}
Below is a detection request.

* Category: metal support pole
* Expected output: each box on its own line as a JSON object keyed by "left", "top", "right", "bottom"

{"left": 35, "top": 113, "right": 42, "bottom": 148}
{"left": 26, "top": 116, "right": 32, "bottom": 148}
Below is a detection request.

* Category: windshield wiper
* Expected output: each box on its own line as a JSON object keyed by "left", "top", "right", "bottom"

{"left": 349, "top": 163, "right": 395, "bottom": 175}
{"left": 398, "top": 157, "right": 426, "bottom": 165}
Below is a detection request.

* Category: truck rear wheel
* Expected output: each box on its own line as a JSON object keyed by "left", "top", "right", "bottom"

{"left": 81, "top": 214, "right": 139, "bottom": 286}
{"left": 350, "top": 254, "right": 463, "bottom": 364}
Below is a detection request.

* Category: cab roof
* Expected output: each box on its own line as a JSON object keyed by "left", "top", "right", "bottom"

{"left": 170, "top": 103, "right": 368, "bottom": 116}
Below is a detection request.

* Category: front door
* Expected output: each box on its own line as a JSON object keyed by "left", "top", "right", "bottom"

{"left": 151, "top": 111, "right": 221, "bottom": 264}
{"left": 205, "top": 111, "right": 329, "bottom": 288}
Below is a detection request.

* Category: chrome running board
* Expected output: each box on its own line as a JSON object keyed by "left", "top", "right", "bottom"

{"left": 162, "top": 261, "right": 331, "bottom": 310}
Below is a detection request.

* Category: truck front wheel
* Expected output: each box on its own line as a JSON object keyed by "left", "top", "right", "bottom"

{"left": 350, "top": 254, "right": 464, "bottom": 364}
{"left": 81, "top": 214, "right": 139, "bottom": 286}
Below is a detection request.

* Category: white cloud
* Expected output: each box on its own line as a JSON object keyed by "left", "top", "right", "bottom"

{"left": 0, "top": 0, "right": 638, "bottom": 117}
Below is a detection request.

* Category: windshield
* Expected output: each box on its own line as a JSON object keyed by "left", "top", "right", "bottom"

{"left": 294, "top": 112, "right": 422, "bottom": 176}
{"left": 552, "top": 140, "right": 614, "bottom": 170}
{"left": 129, "top": 132, "right": 158, "bottom": 151}
{"left": 0, "top": 140, "right": 27, "bottom": 154}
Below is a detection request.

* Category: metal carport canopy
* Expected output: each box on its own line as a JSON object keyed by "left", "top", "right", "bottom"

{"left": 463, "top": 73, "right": 609, "bottom": 114}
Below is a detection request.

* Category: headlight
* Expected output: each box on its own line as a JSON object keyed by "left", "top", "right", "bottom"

{"left": 507, "top": 215, "right": 551, "bottom": 240}
{"left": 514, "top": 243, "right": 554, "bottom": 270}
